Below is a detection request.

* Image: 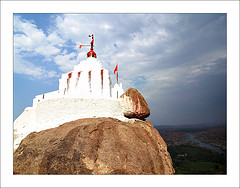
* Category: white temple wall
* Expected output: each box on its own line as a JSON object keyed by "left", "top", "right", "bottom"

{"left": 90, "top": 68, "right": 101, "bottom": 97}
{"left": 33, "top": 90, "right": 60, "bottom": 107}
{"left": 103, "top": 69, "right": 111, "bottom": 97}
{"left": 59, "top": 74, "right": 68, "bottom": 95}
{"left": 77, "top": 71, "right": 90, "bottom": 97}
{"left": 14, "top": 97, "right": 127, "bottom": 151}
{"left": 34, "top": 98, "right": 125, "bottom": 126}
{"left": 13, "top": 107, "right": 36, "bottom": 150}
{"left": 68, "top": 72, "right": 77, "bottom": 94}
{"left": 112, "top": 83, "right": 124, "bottom": 98}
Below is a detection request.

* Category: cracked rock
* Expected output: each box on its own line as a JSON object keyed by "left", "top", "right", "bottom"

{"left": 13, "top": 117, "right": 174, "bottom": 174}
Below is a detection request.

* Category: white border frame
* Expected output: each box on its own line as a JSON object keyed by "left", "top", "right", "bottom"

{"left": 1, "top": 1, "right": 239, "bottom": 187}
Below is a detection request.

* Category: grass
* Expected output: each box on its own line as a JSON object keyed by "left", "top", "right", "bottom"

{"left": 168, "top": 145, "right": 226, "bottom": 174}
{"left": 175, "top": 161, "right": 226, "bottom": 174}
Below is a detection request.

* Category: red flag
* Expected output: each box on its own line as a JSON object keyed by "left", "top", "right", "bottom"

{"left": 114, "top": 65, "right": 118, "bottom": 74}
{"left": 79, "top": 45, "right": 84, "bottom": 49}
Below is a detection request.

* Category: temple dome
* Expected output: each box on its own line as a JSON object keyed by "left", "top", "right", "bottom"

{"left": 87, "top": 50, "right": 97, "bottom": 58}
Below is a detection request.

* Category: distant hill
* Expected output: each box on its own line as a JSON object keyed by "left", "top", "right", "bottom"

{"left": 154, "top": 123, "right": 225, "bottom": 131}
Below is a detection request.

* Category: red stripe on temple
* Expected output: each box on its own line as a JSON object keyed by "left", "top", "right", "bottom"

{"left": 89, "top": 71, "right": 92, "bottom": 92}
{"left": 76, "top": 71, "right": 82, "bottom": 87}
{"left": 78, "top": 71, "right": 82, "bottom": 77}
{"left": 101, "top": 69, "right": 104, "bottom": 91}
{"left": 67, "top": 72, "right": 72, "bottom": 90}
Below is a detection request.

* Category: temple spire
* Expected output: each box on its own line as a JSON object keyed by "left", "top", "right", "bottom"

{"left": 90, "top": 34, "right": 94, "bottom": 50}
{"left": 87, "top": 34, "right": 97, "bottom": 58}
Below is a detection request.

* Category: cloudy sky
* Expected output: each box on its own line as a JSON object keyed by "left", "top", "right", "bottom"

{"left": 13, "top": 13, "right": 226, "bottom": 125}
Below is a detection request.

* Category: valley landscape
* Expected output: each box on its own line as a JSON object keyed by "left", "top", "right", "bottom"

{"left": 155, "top": 124, "right": 226, "bottom": 174}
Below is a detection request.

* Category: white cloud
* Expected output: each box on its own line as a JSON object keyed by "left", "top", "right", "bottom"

{"left": 14, "top": 16, "right": 46, "bottom": 50}
{"left": 46, "top": 31, "right": 65, "bottom": 46}
{"left": 102, "top": 24, "right": 112, "bottom": 30}
{"left": 14, "top": 16, "right": 63, "bottom": 58}
{"left": 55, "top": 15, "right": 88, "bottom": 43}
{"left": 53, "top": 52, "right": 77, "bottom": 72}
{"left": 131, "top": 28, "right": 168, "bottom": 48}
{"left": 35, "top": 45, "right": 60, "bottom": 56}
{"left": 14, "top": 15, "right": 67, "bottom": 79}
{"left": 14, "top": 55, "right": 57, "bottom": 79}
{"left": 14, "top": 13, "right": 226, "bottom": 91}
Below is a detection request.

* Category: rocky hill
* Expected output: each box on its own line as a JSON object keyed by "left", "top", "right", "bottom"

{"left": 14, "top": 88, "right": 150, "bottom": 151}
{"left": 13, "top": 117, "right": 174, "bottom": 174}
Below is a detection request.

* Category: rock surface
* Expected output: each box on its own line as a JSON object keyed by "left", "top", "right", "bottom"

{"left": 13, "top": 117, "right": 174, "bottom": 175}
{"left": 13, "top": 97, "right": 128, "bottom": 151}
{"left": 120, "top": 88, "right": 150, "bottom": 120}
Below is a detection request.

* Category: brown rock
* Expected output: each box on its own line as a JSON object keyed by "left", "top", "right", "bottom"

{"left": 120, "top": 88, "right": 150, "bottom": 120}
{"left": 13, "top": 118, "right": 174, "bottom": 175}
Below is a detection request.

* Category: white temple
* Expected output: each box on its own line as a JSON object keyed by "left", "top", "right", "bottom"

{"left": 14, "top": 35, "right": 125, "bottom": 151}
{"left": 33, "top": 34, "right": 124, "bottom": 107}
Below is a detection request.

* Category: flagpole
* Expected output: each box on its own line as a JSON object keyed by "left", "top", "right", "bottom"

{"left": 117, "top": 61, "right": 118, "bottom": 98}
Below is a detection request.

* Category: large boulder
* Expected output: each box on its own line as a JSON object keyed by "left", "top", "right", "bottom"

{"left": 120, "top": 88, "right": 150, "bottom": 120}
{"left": 13, "top": 118, "right": 174, "bottom": 175}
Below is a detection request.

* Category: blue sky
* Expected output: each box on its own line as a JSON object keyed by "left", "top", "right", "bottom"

{"left": 13, "top": 13, "right": 226, "bottom": 125}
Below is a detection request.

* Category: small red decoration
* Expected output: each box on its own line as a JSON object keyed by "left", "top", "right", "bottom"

{"left": 101, "top": 69, "right": 104, "bottom": 91}
{"left": 67, "top": 72, "right": 72, "bottom": 90}
{"left": 89, "top": 71, "right": 92, "bottom": 92}
{"left": 114, "top": 65, "right": 118, "bottom": 83}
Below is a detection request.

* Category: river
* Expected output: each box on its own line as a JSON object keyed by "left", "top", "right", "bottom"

{"left": 186, "top": 133, "right": 225, "bottom": 155}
